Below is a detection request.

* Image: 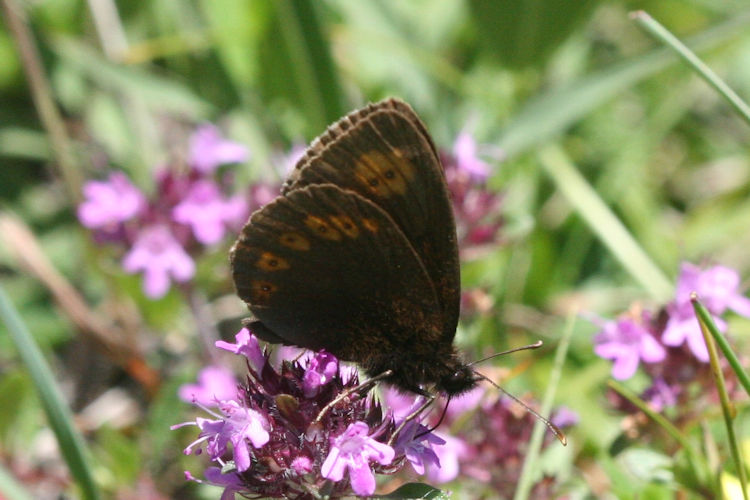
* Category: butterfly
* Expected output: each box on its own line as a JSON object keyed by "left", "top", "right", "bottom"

{"left": 230, "top": 98, "right": 479, "bottom": 397}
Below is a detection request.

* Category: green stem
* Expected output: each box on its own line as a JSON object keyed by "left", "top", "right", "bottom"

{"left": 0, "top": 286, "right": 101, "bottom": 500}
{"left": 692, "top": 299, "right": 750, "bottom": 398}
{"left": 513, "top": 310, "right": 575, "bottom": 500}
{"left": 692, "top": 296, "right": 749, "bottom": 499}
{"left": 632, "top": 11, "right": 750, "bottom": 127}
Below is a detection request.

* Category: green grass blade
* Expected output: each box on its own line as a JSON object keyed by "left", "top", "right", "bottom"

{"left": 692, "top": 296, "right": 749, "bottom": 499}
{"left": 275, "top": 0, "right": 345, "bottom": 131}
{"left": 498, "top": 10, "right": 750, "bottom": 159}
{"left": 632, "top": 11, "right": 750, "bottom": 127}
{"left": 0, "top": 286, "right": 101, "bottom": 500}
{"left": 692, "top": 298, "right": 750, "bottom": 398}
{"left": 513, "top": 309, "right": 575, "bottom": 500}
{"left": 538, "top": 144, "right": 673, "bottom": 301}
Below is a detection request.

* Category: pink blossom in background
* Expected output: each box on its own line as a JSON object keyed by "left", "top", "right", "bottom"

{"left": 594, "top": 314, "right": 666, "bottom": 380}
{"left": 77, "top": 172, "right": 145, "bottom": 229}
{"left": 189, "top": 124, "right": 249, "bottom": 173}
{"left": 453, "top": 130, "right": 490, "bottom": 180}
{"left": 122, "top": 225, "right": 195, "bottom": 298}
{"left": 172, "top": 179, "right": 248, "bottom": 245}
{"left": 662, "top": 262, "right": 750, "bottom": 361}
{"left": 178, "top": 366, "right": 238, "bottom": 407}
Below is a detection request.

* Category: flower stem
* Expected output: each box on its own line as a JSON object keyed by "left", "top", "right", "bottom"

{"left": 513, "top": 309, "right": 574, "bottom": 500}
{"left": 692, "top": 295, "right": 749, "bottom": 500}
{"left": 691, "top": 297, "right": 750, "bottom": 398}
{"left": 0, "top": 286, "right": 101, "bottom": 500}
{"left": 631, "top": 10, "right": 750, "bottom": 126}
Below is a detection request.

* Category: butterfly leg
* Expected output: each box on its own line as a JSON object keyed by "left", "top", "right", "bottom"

{"left": 312, "top": 370, "right": 394, "bottom": 425}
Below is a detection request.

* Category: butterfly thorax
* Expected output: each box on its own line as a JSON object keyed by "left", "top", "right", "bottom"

{"left": 361, "top": 346, "right": 480, "bottom": 397}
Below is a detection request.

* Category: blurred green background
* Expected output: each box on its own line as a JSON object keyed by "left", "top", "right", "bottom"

{"left": 2, "top": 0, "right": 750, "bottom": 498}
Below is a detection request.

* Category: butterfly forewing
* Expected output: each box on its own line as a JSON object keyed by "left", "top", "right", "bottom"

{"left": 230, "top": 184, "right": 445, "bottom": 362}
{"left": 282, "top": 98, "right": 460, "bottom": 341}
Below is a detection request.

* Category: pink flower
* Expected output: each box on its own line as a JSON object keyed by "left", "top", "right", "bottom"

{"left": 178, "top": 366, "right": 238, "bottom": 407}
{"left": 215, "top": 328, "right": 265, "bottom": 373}
{"left": 453, "top": 130, "right": 490, "bottom": 181}
{"left": 177, "top": 400, "right": 270, "bottom": 472}
{"left": 172, "top": 180, "right": 248, "bottom": 245}
{"left": 663, "top": 262, "right": 750, "bottom": 361}
{"left": 189, "top": 124, "right": 249, "bottom": 173}
{"left": 394, "top": 420, "right": 444, "bottom": 475}
{"left": 321, "top": 421, "right": 395, "bottom": 496}
{"left": 122, "top": 225, "right": 195, "bottom": 298}
{"left": 302, "top": 351, "right": 338, "bottom": 397}
{"left": 425, "top": 432, "right": 466, "bottom": 483}
{"left": 594, "top": 314, "right": 666, "bottom": 380}
{"left": 77, "top": 172, "right": 145, "bottom": 229}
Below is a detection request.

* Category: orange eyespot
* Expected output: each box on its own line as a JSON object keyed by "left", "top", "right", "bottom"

{"left": 256, "top": 251, "right": 289, "bottom": 271}
{"left": 279, "top": 232, "right": 310, "bottom": 251}
{"left": 304, "top": 215, "right": 342, "bottom": 240}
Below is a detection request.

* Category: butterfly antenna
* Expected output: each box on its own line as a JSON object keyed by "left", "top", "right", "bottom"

{"left": 466, "top": 340, "right": 543, "bottom": 367}
{"left": 474, "top": 371, "right": 567, "bottom": 445}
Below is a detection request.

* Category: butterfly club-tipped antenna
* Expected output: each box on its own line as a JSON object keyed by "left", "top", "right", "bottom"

{"left": 469, "top": 340, "right": 567, "bottom": 445}
{"left": 466, "top": 340, "right": 544, "bottom": 368}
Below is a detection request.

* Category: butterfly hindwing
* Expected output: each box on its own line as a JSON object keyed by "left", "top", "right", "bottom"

{"left": 230, "top": 184, "right": 445, "bottom": 362}
{"left": 282, "top": 98, "right": 460, "bottom": 342}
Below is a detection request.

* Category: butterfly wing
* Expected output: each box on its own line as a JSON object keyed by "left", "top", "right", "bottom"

{"left": 282, "top": 98, "right": 460, "bottom": 341}
{"left": 230, "top": 184, "right": 445, "bottom": 362}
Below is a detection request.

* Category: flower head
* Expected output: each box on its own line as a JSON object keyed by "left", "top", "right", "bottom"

{"left": 662, "top": 262, "right": 750, "bottom": 361}
{"left": 321, "top": 421, "right": 395, "bottom": 496}
{"left": 172, "top": 179, "right": 248, "bottom": 245}
{"left": 441, "top": 134, "right": 503, "bottom": 253}
{"left": 175, "top": 329, "right": 447, "bottom": 498}
{"left": 394, "top": 420, "right": 444, "bottom": 475}
{"left": 77, "top": 172, "right": 145, "bottom": 229}
{"left": 593, "top": 311, "right": 666, "bottom": 380}
{"left": 453, "top": 130, "right": 491, "bottom": 181}
{"left": 122, "top": 225, "right": 195, "bottom": 298}
{"left": 189, "top": 124, "right": 249, "bottom": 173}
{"left": 178, "top": 365, "right": 239, "bottom": 407}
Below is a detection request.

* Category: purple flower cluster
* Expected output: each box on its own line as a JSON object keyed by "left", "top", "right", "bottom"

{"left": 77, "top": 124, "right": 251, "bottom": 298}
{"left": 174, "top": 328, "right": 445, "bottom": 498}
{"left": 381, "top": 386, "right": 576, "bottom": 496}
{"left": 593, "top": 262, "right": 750, "bottom": 411}
{"left": 441, "top": 130, "right": 504, "bottom": 255}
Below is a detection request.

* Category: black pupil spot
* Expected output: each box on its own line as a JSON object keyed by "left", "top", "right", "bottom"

{"left": 385, "top": 170, "right": 395, "bottom": 179}
{"left": 344, "top": 222, "right": 352, "bottom": 229}
{"left": 318, "top": 225, "right": 327, "bottom": 232}
{"left": 269, "top": 259, "right": 277, "bottom": 267}
{"left": 369, "top": 178, "right": 379, "bottom": 186}
{"left": 261, "top": 285, "right": 270, "bottom": 291}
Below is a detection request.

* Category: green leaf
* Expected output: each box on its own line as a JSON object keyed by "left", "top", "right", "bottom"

{"left": 378, "top": 482, "right": 450, "bottom": 499}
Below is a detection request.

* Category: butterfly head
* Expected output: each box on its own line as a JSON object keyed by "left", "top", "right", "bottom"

{"left": 436, "top": 360, "right": 481, "bottom": 397}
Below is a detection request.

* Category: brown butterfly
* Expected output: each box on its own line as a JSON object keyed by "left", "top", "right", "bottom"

{"left": 230, "top": 98, "right": 479, "bottom": 397}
